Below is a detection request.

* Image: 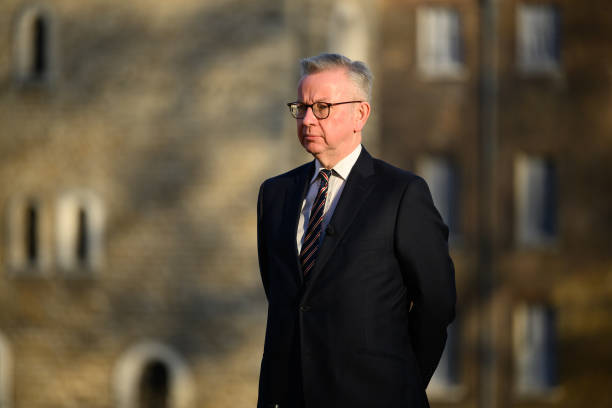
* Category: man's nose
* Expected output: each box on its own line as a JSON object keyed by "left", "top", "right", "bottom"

{"left": 302, "top": 106, "right": 318, "bottom": 125}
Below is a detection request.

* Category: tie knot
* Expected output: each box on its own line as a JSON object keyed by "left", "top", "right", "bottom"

{"left": 319, "top": 169, "right": 332, "bottom": 182}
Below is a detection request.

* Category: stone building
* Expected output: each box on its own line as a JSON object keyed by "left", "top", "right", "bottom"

{"left": 0, "top": 0, "right": 297, "bottom": 406}
{"left": 379, "top": 1, "right": 612, "bottom": 408}
{"left": 0, "top": 0, "right": 383, "bottom": 406}
{"left": 1, "top": 0, "right": 611, "bottom": 407}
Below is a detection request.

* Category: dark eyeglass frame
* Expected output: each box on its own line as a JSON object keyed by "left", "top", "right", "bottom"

{"left": 286, "top": 100, "right": 364, "bottom": 119}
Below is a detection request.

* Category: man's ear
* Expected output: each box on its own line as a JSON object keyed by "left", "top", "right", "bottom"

{"left": 354, "top": 101, "right": 371, "bottom": 132}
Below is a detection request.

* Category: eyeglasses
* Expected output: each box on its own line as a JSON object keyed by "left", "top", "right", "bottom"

{"left": 287, "top": 101, "right": 363, "bottom": 119}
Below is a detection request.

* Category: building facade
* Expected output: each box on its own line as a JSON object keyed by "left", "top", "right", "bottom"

{"left": 380, "top": 1, "right": 612, "bottom": 408}
{"left": 0, "top": 0, "right": 298, "bottom": 406}
{"left": 1, "top": 0, "right": 611, "bottom": 407}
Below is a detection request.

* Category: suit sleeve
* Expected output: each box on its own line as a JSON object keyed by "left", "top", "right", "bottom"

{"left": 395, "top": 176, "right": 456, "bottom": 386}
{"left": 257, "top": 181, "right": 270, "bottom": 301}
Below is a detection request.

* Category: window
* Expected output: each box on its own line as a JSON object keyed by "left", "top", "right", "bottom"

{"left": 517, "top": 4, "right": 561, "bottom": 73}
{"left": 56, "top": 191, "right": 104, "bottom": 273}
{"left": 428, "top": 321, "right": 463, "bottom": 400}
{"left": 514, "top": 155, "right": 557, "bottom": 246}
{"left": 513, "top": 303, "right": 558, "bottom": 395}
{"left": 14, "top": 5, "right": 56, "bottom": 83}
{"left": 416, "top": 156, "right": 461, "bottom": 242}
{"left": 417, "top": 7, "right": 464, "bottom": 78}
{"left": 6, "top": 197, "right": 50, "bottom": 274}
{"left": 139, "top": 360, "right": 169, "bottom": 408}
{"left": 32, "top": 15, "right": 48, "bottom": 79}
{"left": 328, "top": 1, "right": 369, "bottom": 63}
{"left": 25, "top": 203, "right": 39, "bottom": 266}
{"left": 114, "top": 342, "right": 195, "bottom": 408}
{"left": 0, "top": 333, "right": 12, "bottom": 408}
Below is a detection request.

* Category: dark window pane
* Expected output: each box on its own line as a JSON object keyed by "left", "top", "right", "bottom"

{"left": 33, "top": 16, "right": 47, "bottom": 78}
{"left": 541, "top": 161, "right": 557, "bottom": 237}
{"left": 139, "top": 360, "right": 169, "bottom": 408}
{"left": 76, "top": 208, "right": 89, "bottom": 264}
{"left": 25, "top": 205, "right": 38, "bottom": 265}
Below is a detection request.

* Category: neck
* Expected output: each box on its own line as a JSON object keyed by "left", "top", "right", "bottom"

{"left": 313, "top": 132, "right": 361, "bottom": 170}
{"left": 314, "top": 140, "right": 361, "bottom": 169}
{"left": 315, "top": 155, "right": 337, "bottom": 169}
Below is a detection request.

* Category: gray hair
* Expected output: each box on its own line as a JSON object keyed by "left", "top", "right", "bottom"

{"left": 300, "top": 53, "right": 373, "bottom": 101}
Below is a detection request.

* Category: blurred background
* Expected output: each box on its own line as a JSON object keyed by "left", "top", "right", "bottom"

{"left": 0, "top": 0, "right": 611, "bottom": 407}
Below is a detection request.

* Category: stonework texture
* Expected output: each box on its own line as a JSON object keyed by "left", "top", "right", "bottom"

{"left": 1, "top": 0, "right": 611, "bottom": 407}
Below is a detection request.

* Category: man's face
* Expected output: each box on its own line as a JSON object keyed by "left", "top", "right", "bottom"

{"left": 296, "top": 68, "right": 364, "bottom": 167}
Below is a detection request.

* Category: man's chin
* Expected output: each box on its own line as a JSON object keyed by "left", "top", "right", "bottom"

{"left": 301, "top": 141, "right": 325, "bottom": 156}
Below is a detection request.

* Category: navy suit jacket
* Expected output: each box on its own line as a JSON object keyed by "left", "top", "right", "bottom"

{"left": 257, "top": 147, "right": 456, "bottom": 408}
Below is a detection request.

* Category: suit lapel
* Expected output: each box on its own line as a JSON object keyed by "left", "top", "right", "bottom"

{"left": 302, "top": 148, "right": 376, "bottom": 291}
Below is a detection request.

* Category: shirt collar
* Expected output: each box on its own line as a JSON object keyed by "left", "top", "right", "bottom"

{"left": 311, "top": 144, "right": 362, "bottom": 184}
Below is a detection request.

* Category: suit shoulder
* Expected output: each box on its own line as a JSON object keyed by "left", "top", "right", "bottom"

{"left": 371, "top": 157, "right": 423, "bottom": 186}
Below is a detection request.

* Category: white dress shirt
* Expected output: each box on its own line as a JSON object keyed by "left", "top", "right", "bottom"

{"left": 296, "top": 144, "right": 362, "bottom": 253}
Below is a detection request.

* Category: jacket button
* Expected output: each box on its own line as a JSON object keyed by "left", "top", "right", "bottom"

{"left": 299, "top": 305, "right": 311, "bottom": 312}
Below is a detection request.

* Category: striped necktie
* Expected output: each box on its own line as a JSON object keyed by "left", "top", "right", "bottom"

{"left": 300, "top": 169, "right": 332, "bottom": 276}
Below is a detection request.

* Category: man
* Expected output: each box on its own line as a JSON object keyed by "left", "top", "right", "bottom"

{"left": 257, "top": 53, "right": 456, "bottom": 408}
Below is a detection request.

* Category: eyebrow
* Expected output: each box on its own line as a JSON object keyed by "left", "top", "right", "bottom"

{"left": 297, "top": 100, "right": 331, "bottom": 104}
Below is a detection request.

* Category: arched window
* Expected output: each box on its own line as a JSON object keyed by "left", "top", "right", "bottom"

{"left": 0, "top": 333, "right": 13, "bottom": 408}
{"left": 56, "top": 190, "right": 105, "bottom": 273}
{"left": 25, "top": 202, "right": 39, "bottom": 266}
{"left": 114, "top": 342, "right": 194, "bottom": 408}
{"left": 139, "top": 360, "right": 170, "bottom": 408}
{"left": 76, "top": 207, "right": 89, "bottom": 265}
{"left": 14, "top": 5, "right": 56, "bottom": 83}
{"left": 6, "top": 196, "right": 50, "bottom": 274}
{"left": 32, "top": 15, "right": 48, "bottom": 79}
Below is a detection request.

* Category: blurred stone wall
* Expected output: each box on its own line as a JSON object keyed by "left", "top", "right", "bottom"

{"left": 0, "top": 0, "right": 385, "bottom": 406}
{"left": 2, "top": 0, "right": 611, "bottom": 407}
{"left": 380, "top": 1, "right": 612, "bottom": 408}
{"left": 0, "top": 0, "right": 296, "bottom": 406}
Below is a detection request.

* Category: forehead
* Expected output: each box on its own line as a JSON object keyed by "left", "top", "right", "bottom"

{"left": 297, "top": 68, "right": 354, "bottom": 100}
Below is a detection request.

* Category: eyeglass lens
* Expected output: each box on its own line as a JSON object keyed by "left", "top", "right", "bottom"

{"left": 292, "top": 103, "right": 329, "bottom": 119}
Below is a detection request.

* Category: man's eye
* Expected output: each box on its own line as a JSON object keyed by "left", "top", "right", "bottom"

{"left": 314, "top": 103, "right": 328, "bottom": 111}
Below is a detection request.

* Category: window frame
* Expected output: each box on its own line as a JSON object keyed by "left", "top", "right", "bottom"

{"left": 6, "top": 195, "right": 51, "bottom": 276}
{"left": 514, "top": 154, "right": 558, "bottom": 248}
{"left": 55, "top": 190, "right": 105, "bottom": 275}
{"left": 516, "top": 3, "right": 562, "bottom": 75}
{"left": 416, "top": 154, "right": 462, "bottom": 245}
{"left": 416, "top": 6, "right": 466, "bottom": 80}
{"left": 512, "top": 302, "right": 560, "bottom": 397}
{"left": 13, "top": 4, "right": 58, "bottom": 85}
